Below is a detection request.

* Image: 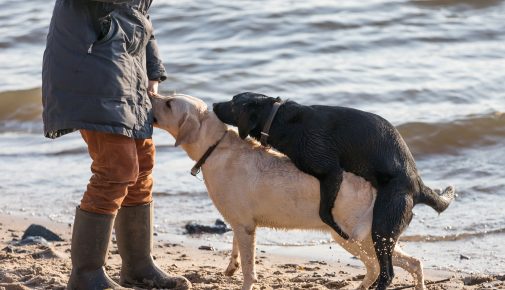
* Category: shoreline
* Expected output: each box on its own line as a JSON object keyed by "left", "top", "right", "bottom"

{"left": 1, "top": 212, "right": 504, "bottom": 289}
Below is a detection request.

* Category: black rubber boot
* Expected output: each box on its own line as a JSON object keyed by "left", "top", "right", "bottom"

{"left": 115, "top": 203, "right": 191, "bottom": 289}
{"left": 67, "top": 207, "right": 130, "bottom": 290}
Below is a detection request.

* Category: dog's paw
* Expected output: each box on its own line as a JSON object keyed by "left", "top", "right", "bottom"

{"left": 224, "top": 262, "right": 240, "bottom": 276}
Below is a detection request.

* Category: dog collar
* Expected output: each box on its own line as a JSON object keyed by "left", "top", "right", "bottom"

{"left": 260, "top": 101, "right": 283, "bottom": 147}
{"left": 191, "top": 131, "right": 228, "bottom": 177}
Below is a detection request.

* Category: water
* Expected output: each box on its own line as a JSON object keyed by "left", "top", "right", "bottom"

{"left": 1, "top": 0, "right": 504, "bottom": 274}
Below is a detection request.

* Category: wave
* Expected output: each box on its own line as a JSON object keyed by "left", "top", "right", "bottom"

{"left": 1, "top": 88, "right": 504, "bottom": 156}
{"left": 411, "top": 0, "right": 503, "bottom": 9}
{"left": 153, "top": 190, "right": 207, "bottom": 197}
{"left": 400, "top": 227, "right": 505, "bottom": 242}
{"left": 0, "top": 87, "right": 42, "bottom": 122}
{"left": 257, "top": 227, "right": 505, "bottom": 246}
{"left": 398, "top": 112, "right": 505, "bottom": 156}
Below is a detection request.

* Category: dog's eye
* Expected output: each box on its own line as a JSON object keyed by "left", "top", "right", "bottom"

{"left": 166, "top": 100, "right": 172, "bottom": 109}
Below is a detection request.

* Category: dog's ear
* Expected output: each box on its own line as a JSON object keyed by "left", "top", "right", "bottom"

{"left": 237, "top": 110, "right": 258, "bottom": 139}
{"left": 175, "top": 112, "right": 200, "bottom": 146}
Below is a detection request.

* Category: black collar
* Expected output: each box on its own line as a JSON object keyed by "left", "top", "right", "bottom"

{"left": 260, "top": 101, "right": 283, "bottom": 147}
{"left": 191, "top": 131, "right": 228, "bottom": 176}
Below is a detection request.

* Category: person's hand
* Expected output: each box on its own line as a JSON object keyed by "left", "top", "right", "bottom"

{"left": 148, "top": 80, "right": 159, "bottom": 96}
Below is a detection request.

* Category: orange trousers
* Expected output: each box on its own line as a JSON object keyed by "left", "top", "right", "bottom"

{"left": 80, "top": 129, "right": 155, "bottom": 214}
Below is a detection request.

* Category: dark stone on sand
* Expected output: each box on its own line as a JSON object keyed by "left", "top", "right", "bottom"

{"left": 21, "top": 224, "right": 63, "bottom": 242}
{"left": 460, "top": 254, "right": 470, "bottom": 260}
{"left": 463, "top": 274, "right": 494, "bottom": 286}
{"left": 309, "top": 260, "right": 327, "bottom": 265}
{"left": 324, "top": 280, "right": 349, "bottom": 289}
{"left": 184, "top": 219, "right": 231, "bottom": 235}
{"left": 198, "top": 245, "right": 215, "bottom": 251}
{"left": 351, "top": 274, "right": 365, "bottom": 281}
{"left": 163, "top": 243, "right": 182, "bottom": 247}
{"left": 2, "top": 245, "right": 14, "bottom": 253}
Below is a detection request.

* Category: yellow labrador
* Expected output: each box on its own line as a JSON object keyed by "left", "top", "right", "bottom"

{"left": 151, "top": 94, "right": 426, "bottom": 290}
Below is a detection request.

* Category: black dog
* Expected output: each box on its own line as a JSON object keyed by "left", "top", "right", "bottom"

{"left": 213, "top": 92, "right": 455, "bottom": 289}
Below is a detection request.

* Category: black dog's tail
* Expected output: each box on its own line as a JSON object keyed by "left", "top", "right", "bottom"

{"left": 415, "top": 182, "right": 455, "bottom": 213}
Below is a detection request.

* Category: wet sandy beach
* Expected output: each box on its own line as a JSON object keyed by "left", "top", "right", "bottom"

{"left": 1, "top": 213, "right": 504, "bottom": 289}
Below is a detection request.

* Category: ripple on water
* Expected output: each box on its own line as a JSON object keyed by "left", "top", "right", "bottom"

{"left": 0, "top": 0, "right": 504, "bottom": 274}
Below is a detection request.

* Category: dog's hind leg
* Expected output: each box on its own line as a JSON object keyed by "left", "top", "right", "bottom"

{"left": 335, "top": 236, "right": 379, "bottom": 290}
{"left": 225, "top": 235, "right": 240, "bottom": 276}
{"left": 319, "top": 169, "right": 349, "bottom": 240}
{"left": 359, "top": 254, "right": 380, "bottom": 290}
{"left": 234, "top": 224, "right": 257, "bottom": 290}
{"left": 393, "top": 245, "right": 426, "bottom": 290}
{"left": 372, "top": 185, "right": 414, "bottom": 290}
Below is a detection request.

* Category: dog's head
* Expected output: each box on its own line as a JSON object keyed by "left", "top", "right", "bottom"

{"left": 151, "top": 94, "right": 208, "bottom": 146}
{"left": 213, "top": 92, "right": 281, "bottom": 139}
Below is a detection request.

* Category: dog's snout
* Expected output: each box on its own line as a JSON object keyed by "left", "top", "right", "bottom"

{"left": 213, "top": 102, "right": 226, "bottom": 111}
{"left": 213, "top": 101, "right": 238, "bottom": 125}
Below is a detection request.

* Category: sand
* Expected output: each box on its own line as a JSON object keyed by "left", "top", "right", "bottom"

{"left": 0, "top": 213, "right": 504, "bottom": 290}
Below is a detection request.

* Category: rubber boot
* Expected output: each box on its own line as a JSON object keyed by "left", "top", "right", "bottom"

{"left": 67, "top": 207, "right": 130, "bottom": 290}
{"left": 115, "top": 202, "right": 191, "bottom": 289}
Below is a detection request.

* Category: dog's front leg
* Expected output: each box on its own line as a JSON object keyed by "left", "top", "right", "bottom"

{"left": 234, "top": 225, "right": 257, "bottom": 290}
{"left": 225, "top": 234, "right": 240, "bottom": 276}
{"left": 319, "top": 169, "right": 349, "bottom": 240}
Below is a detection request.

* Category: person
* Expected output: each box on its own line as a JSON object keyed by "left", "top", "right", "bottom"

{"left": 42, "top": 0, "right": 191, "bottom": 289}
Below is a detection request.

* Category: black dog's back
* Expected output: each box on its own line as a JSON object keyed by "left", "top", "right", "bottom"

{"left": 276, "top": 102, "right": 418, "bottom": 191}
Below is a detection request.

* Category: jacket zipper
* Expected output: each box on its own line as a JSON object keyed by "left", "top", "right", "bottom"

{"left": 87, "top": 43, "right": 93, "bottom": 54}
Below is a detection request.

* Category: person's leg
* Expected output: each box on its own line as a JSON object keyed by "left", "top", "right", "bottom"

{"left": 68, "top": 130, "right": 139, "bottom": 290}
{"left": 121, "top": 138, "right": 155, "bottom": 207}
{"left": 67, "top": 209, "right": 130, "bottom": 290}
{"left": 80, "top": 130, "right": 139, "bottom": 214}
{"left": 115, "top": 138, "right": 191, "bottom": 289}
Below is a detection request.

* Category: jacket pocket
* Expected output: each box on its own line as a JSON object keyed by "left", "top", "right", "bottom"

{"left": 95, "top": 14, "right": 115, "bottom": 45}
{"left": 50, "top": 7, "right": 151, "bottom": 98}
{"left": 95, "top": 9, "right": 152, "bottom": 56}
{"left": 90, "top": 9, "right": 152, "bottom": 55}
{"left": 69, "top": 16, "right": 134, "bottom": 98}
{"left": 118, "top": 9, "right": 152, "bottom": 56}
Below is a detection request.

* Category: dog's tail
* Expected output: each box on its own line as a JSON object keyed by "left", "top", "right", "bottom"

{"left": 415, "top": 182, "right": 455, "bottom": 213}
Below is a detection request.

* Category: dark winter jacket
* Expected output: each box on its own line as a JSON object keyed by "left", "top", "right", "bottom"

{"left": 42, "top": 0, "right": 167, "bottom": 139}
